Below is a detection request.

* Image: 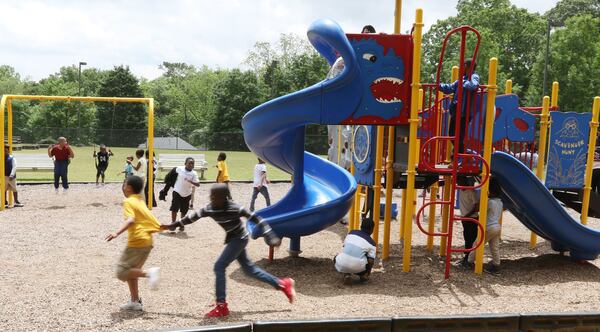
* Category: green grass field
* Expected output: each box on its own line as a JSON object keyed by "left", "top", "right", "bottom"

{"left": 12, "top": 147, "right": 291, "bottom": 182}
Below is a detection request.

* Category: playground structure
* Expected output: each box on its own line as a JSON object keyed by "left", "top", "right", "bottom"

{"left": 243, "top": 2, "right": 600, "bottom": 278}
{"left": 0, "top": 95, "right": 156, "bottom": 211}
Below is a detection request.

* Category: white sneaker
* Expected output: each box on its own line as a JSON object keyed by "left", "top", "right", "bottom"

{"left": 119, "top": 299, "right": 143, "bottom": 311}
{"left": 147, "top": 267, "right": 160, "bottom": 290}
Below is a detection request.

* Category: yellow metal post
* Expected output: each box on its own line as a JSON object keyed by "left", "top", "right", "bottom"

{"left": 383, "top": 0, "right": 402, "bottom": 261}
{"left": 373, "top": 126, "right": 384, "bottom": 246}
{"left": 505, "top": 80, "right": 512, "bottom": 95}
{"left": 402, "top": 8, "right": 423, "bottom": 272}
{"left": 147, "top": 98, "right": 155, "bottom": 210}
{"left": 531, "top": 96, "right": 551, "bottom": 247}
{"left": 497, "top": 80, "right": 512, "bottom": 236}
{"left": 383, "top": 125, "right": 395, "bottom": 259}
{"left": 581, "top": 97, "right": 599, "bottom": 224}
{"left": 7, "top": 101, "right": 13, "bottom": 206}
{"left": 474, "top": 58, "right": 498, "bottom": 274}
{"left": 0, "top": 96, "right": 6, "bottom": 211}
{"left": 400, "top": 188, "right": 407, "bottom": 240}
{"left": 349, "top": 149, "right": 357, "bottom": 230}
{"left": 337, "top": 126, "right": 342, "bottom": 164}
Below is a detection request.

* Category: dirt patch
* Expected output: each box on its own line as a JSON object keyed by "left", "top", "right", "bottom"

{"left": 1, "top": 183, "right": 599, "bottom": 331}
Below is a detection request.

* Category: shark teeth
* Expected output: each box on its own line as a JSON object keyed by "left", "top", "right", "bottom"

{"left": 376, "top": 97, "right": 402, "bottom": 103}
{"left": 373, "top": 77, "right": 404, "bottom": 85}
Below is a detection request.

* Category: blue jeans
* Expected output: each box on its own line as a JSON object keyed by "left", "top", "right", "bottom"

{"left": 250, "top": 186, "right": 271, "bottom": 211}
{"left": 54, "top": 160, "right": 69, "bottom": 189}
{"left": 214, "top": 237, "right": 280, "bottom": 302}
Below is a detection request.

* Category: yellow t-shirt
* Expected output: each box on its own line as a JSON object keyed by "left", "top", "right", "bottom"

{"left": 217, "top": 160, "right": 230, "bottom": 182}
{"left": 123, "top": 194, "right": 161, "bottom": 248}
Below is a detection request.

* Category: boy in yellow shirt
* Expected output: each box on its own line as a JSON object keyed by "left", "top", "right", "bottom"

{"left": 216, "top": 152, "right": 232, "bottom": 198}
{"left": 105, "top": 175, "right": 163, "bottom": 311}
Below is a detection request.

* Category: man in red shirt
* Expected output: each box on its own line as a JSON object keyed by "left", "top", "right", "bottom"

{"left": 47, "top": 137, "right": 74, "bottom": 192}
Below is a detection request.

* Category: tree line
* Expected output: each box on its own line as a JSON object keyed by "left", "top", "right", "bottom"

{"left": 1, "top": 0, "right": 597, "bottom": 150}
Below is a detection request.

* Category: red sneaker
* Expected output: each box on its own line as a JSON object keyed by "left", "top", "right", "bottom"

{"left": 279, "top": 278, "right": 296, "bottom": 303}
{"left": 205, "top": 301, "right": 229, "bottom": 318}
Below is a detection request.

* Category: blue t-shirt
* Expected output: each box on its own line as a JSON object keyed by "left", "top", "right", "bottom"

{"left": 124, "top": 163, "right": 134, "bottom": 177}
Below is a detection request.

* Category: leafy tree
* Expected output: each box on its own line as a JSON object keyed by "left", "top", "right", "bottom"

{"left": 546, "top": 0, "right": 600, "bottom": 26}
{"left": 96, "top": 66, "right": 146, "bottom": 146}
{"left": 421, "top": 0, "right": 545, "bottom": 96}
{"left": 526, "top": 15, "right": 600, "bottom": 112}
{"left": 207, "top": 69, "right": 263, "bottom": 150}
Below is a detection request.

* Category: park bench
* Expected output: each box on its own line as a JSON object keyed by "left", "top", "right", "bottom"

{"left": 157, "top": 154, "right": 209, "bottom": 179}
{"left": 12, "top": 154, "right": 54, "bottom": 172}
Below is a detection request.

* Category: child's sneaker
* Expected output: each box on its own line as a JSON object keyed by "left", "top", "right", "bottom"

{"left": 14, "top": 202, "right": 24, "bottom": 207}
{"left": 279, "top": 278, "right": 295, "bottom": 303}
{"left": 343, "top": 274, "right": 353, "bottom": 285}
{"left": 119, "top": 299, "right": 143, "bottom": 311}
{"left": 205, "top": 301, "right": 229, "bottom": 318}
{"left": 147, "top": 267, "right": 160, "bottom": 290}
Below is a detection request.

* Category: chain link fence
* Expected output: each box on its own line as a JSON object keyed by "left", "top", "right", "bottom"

{"left": 10, "top": 127, "right": 329, "bottom": 154}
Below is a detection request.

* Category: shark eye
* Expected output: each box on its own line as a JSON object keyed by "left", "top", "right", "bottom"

{"left": 362, "top": 53, "right": 377, "bottom": 62}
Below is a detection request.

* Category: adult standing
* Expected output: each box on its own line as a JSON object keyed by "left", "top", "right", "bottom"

{"left": 48, "top": 137, "right": 74, "bottom": 193}
{"left": 170, "top": 157, "right": 200, "bottom": 231}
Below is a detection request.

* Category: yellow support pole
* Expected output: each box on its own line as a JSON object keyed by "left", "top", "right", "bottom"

{"left": 402, "top": 8, "right": 423, "bottom": 272}
{"left": 581, "top": 97, "right": 599, "bottom": 225}
{"left": 0, "top": 96, "right": 6, "bottom": 211}
{"left": 353, "top": 184, "right": 363, "bottom": 230}
{"left": 373, "top": 126, "right": 384, "bottom": 246}
{"left": 383, "top": 0, "right": 402, "bottom": 260}
{"left": 400, "top": 188, "right": 407, "bottom": 240}
{"left": 7, "top": 101, "right": 13, "bottom": 206}
{"left": 337, "top": 126, "right": 342, "bottom": 164}
{"left": 383, "top": 125, "right": 395, "bottom": 259}
{"left": 147, "top": 98, "right": 155, "bottom": 210}
{"left": 505, "top": 80, "right": 512, "bottom": 95}
{"left": 497, "top": 79, "right": 512, "bottom": 237}
{"left": 530, "top": 96, "right": 551, "bottom": 247}
{"left": 349, "top": 140, "right": 357, "bottom": 230}
{"left": 426, "top": 91, "right": 443, "bottom": 251}
{"left": 474, "top": 58, "right": 498, "bottom": 274}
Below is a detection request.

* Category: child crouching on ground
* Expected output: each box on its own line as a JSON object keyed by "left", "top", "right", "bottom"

{"left": 105, "top": 175, "right": 163, "bottom": 311}
{"left": 166, "top": 183, "right": 295, "bottom": 318}
{"left": 334, "top": 218, "right": 376, "bottom": 284}
{"left": 468, "top": 177, "right": 503, "bottom": 274}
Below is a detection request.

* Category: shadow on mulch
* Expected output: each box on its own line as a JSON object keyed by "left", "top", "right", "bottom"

{"left": 229, "top": 238, "right": 600, "bottom": 305}
{"left": 158, "top": 231, "right": 194, "bottom": 240}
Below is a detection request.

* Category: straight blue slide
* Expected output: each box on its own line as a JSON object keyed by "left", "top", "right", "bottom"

{"left": 491, "top": 152, "right": 600, "bottom": 260}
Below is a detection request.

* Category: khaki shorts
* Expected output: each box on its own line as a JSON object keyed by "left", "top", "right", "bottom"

{"left": 4, "top": 177, "right": 17, "bottom": 192}
{"left": 115, "top": 246, "right": 152, "bottom": 281}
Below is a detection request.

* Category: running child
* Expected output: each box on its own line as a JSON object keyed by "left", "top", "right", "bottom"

{"left": 249, "top": 158, "right": 270, "bottom": 212}
{"left": 216, "top": 152, "right": 231, "bottom": 199}
{"left": 4, "top": 145, "right": 24, "bottom": 207}
{"left": 105, "top": 175, "right": 162, "bottom": 311}
{"left": 170, "top": 157, "right": 200, "bottom": 232}
{"left": 166, "top": 183, "right": 295, "bottom": 318}
{"left": 94, "top": 144, "right": 114, "bottom": 185}
{"left": 334, "top": 218, "right": 376, "bottom": 285}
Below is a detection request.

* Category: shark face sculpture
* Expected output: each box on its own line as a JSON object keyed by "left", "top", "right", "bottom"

{"left": 344, "top": 34, "right": 411, "bottom": 123}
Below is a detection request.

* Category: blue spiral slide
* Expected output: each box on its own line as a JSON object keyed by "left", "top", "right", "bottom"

{"left": 491, "top": 152, "right": 600, "bottom": 260}
{"left": 242, "top": 19, "right": 360, "bottom": 252}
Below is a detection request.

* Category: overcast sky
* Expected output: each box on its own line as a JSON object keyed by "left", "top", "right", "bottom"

{"left": 0, "top": 0, "right": 558, "bottom": 81}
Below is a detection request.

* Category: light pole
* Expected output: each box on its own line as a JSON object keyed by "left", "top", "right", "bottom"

{"left": 77, "top": 61, "right": 87, "bottom": 143}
